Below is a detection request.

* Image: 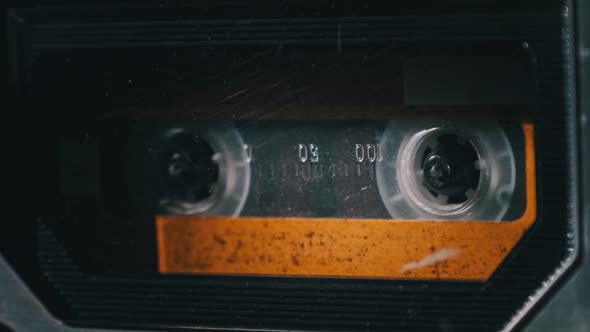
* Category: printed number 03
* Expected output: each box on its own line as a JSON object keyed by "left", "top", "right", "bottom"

{"left": 298, "top": 144, "right": 319, "bottom": 163}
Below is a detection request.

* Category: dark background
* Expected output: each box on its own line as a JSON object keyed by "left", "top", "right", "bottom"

{"left": 0, "top": 1, "right": 584, "bottom": 332}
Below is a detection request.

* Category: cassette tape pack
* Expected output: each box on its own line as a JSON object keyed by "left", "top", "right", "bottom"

{"left": 1, "top": 1, "right": 588, "bottom": 332}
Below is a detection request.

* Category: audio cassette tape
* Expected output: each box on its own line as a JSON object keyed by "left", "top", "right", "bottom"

{"left": 1, "top": 1, "right": 586, "bottom": 332}
{"left": 149, "top": 118, "right": 534, "bottom": 280}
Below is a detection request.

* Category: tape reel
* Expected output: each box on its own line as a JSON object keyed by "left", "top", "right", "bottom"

{"left": 143, "top": 124, "right": 251, "bottom": 217}
{"left": 376, "top": 120, "right": 516, "bottom": 221}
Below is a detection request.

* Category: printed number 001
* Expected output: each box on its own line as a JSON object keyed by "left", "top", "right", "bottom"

{"left": 355, "top": 144, "right": 383, "bottom": 163}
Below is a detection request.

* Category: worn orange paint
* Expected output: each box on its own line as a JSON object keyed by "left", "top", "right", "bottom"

{"left": 157, "top": 123, "right": 536, "bottom": 280}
